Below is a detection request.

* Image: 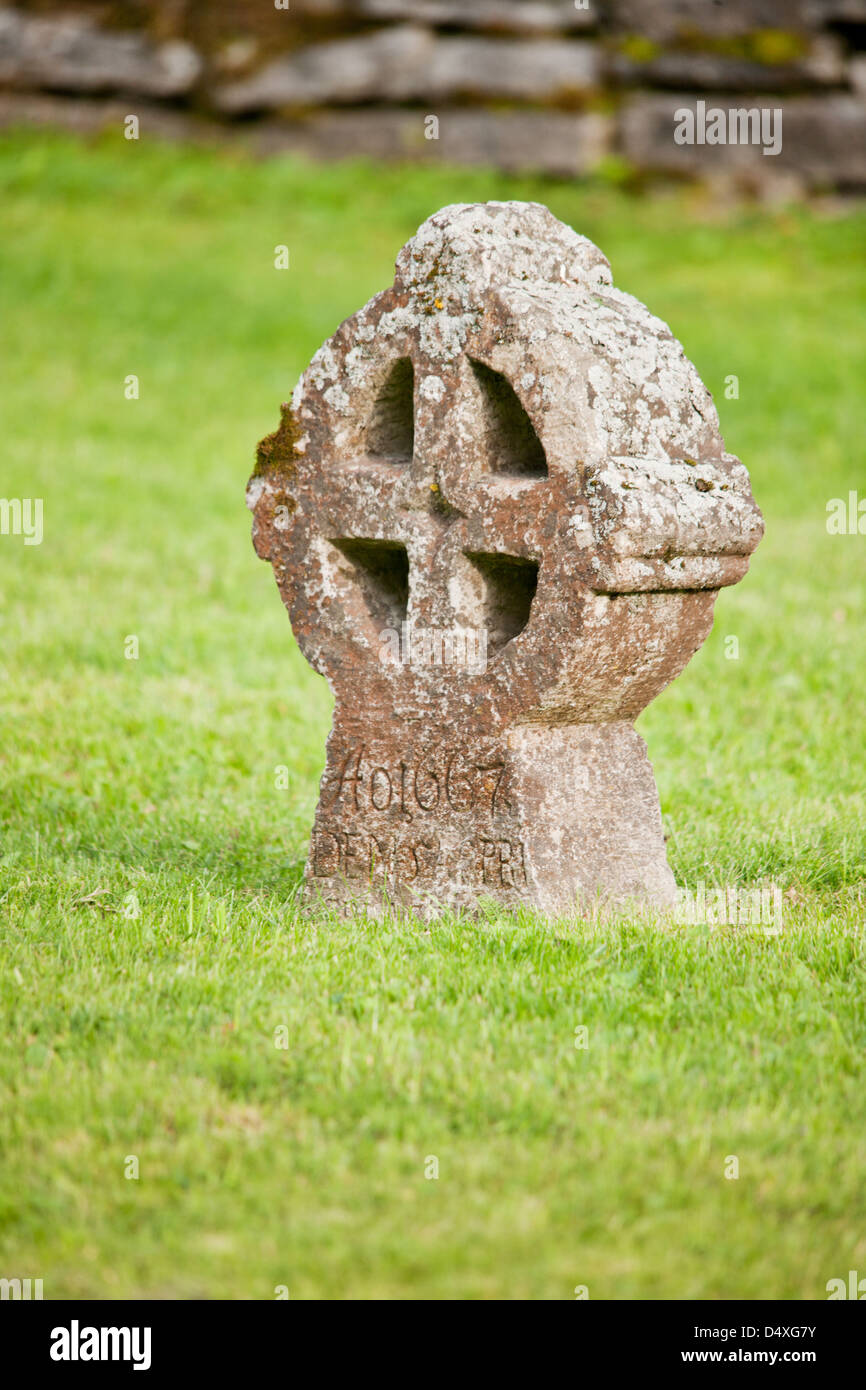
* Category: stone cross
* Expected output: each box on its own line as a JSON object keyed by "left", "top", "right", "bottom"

{"left": 247, "top": 201, "right": 763, "bottom": 918}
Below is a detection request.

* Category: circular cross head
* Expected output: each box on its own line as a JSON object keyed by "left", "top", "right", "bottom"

{"left": 248, "top": 202, "right": 763, "bottom": 733}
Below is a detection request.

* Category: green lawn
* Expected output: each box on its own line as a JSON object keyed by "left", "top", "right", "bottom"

{"left": 1, "top": 130, "right": 864, "bottom": 1300}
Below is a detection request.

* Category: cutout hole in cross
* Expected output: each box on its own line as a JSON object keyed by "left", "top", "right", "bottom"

{"left": 331, "top": 538, "right": 409, "bottom": 631}
{"left": 367, "top": 358, "right": 414, "bottom": 464}
{"left": 464, "top": 551, "right": 539, "bottom": 655}
{"left": 468, "top": 359, "right": 547, "bottom": 477}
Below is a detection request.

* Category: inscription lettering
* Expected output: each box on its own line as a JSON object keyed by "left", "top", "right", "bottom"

{"left": 311, "top": 826, "right": 440, "bottom": 884}
{"left": 327, "top": 745, "right": 365, "bottom": 810}
{"left": 413, "top": 754, "right": 440, "bottom": 811}
{"left": 370, "top": 766, "right": 393, "bottom": 810}
{"left": 311, "top": 825, "right": 528, "bottom": 890}
{"left": 479, "top": 838, "right": 528, "bottom": 888}
{"left": 322, "top": 745, "right": 509, "bottom": 817}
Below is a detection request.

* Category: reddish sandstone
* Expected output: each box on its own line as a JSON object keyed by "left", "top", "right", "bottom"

{"left": 248, "top": 202, "right": 763, "bottom": 917}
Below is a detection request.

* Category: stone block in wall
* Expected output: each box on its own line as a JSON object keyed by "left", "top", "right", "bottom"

{"left": 214, "top": 24, "right": 600, "bottom": 113}
{"left": 805, "top": 0, "right": 866, "bottom": 21}
{"left": 608, "top": 1, "right": 817, "bottom": 40}
{"left": 0, "top": 91, "right": 611, "bottom": 176}
{"left": 0, "top": 7, "right": 201, "bottom": 97}
{"left": 851, "top": 54, "right": 866, "bottom": 96}
{"left": 356, "top": 1, "right": 597, "bottom": 31}
{"left": 425, "top": 35, "right": 599, "bottom": 102}
{"left": 0, "top": 89, "right": 198, "bottom": 137}
{"left": 253, "top": 107, "right": 612, "bottom": 176}
{"left": 213, "top": 24, "right": 430, "bottom": 110}
{"left": 621, "top": 92, "right": 866, "bottom": 188}
{"left": 608, "top": 35, "right": 845, "bottom": 90}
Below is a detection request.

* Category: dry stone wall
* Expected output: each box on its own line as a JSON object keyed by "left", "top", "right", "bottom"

{"left": 3, "top": 1, "right": 865, "bottom": 190}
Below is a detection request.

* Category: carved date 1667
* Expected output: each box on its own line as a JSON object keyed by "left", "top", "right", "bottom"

{"left": 322, "top": 745, "right": 511, "bottom": 819}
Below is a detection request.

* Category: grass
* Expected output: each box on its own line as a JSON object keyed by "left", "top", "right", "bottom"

{"left": 0, "top": 129, "right": 864, "bottom": 1300}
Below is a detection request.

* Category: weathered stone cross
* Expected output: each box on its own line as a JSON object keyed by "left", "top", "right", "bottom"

{"left": 248, "top": 201, "right": 763, "bottom": 917}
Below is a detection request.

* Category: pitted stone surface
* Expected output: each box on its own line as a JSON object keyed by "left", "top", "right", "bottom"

{"left": 247, "top": 201, "right": 763, "bottom": 917}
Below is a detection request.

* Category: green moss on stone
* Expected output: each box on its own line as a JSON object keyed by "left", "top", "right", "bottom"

{"left": 254, "top": 402, "right": 301, "bottom": 479}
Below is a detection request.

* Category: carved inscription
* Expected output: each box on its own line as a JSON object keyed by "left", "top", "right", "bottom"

{"left": 479, "top": 838, "right": 527, "bottom": 888}
{"left": 310, "top": 825, "right": 528, "bottom": 892}
{"left": 321, "top": 745, "right": 510, "bottom": 818}
{"left": 311, "top": 827, "right": 440, "bottom": 883}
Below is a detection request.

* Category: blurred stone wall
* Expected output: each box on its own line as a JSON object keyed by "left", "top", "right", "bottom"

{"left": 2, "top": 1, "right": 865, "bottom": 192}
